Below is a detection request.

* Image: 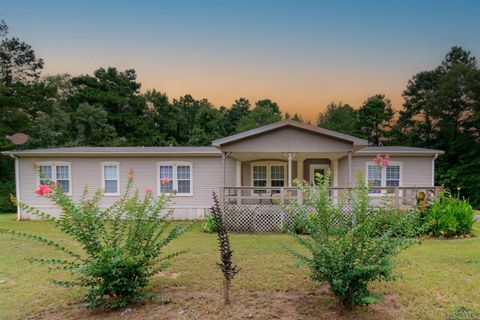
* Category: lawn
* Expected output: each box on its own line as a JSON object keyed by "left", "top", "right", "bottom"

{"left": 0, "top": 214, "right": 479, "bottom": 320}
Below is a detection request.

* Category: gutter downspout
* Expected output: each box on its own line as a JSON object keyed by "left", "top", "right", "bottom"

{"left": 8, "top": 153, "right": 20, "bottom": 220}
{"left": 432, "top": 153, "right": 438, "bottom": 187}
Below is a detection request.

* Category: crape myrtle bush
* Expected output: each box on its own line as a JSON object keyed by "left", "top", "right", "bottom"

{"left": 285, "top": 173, "right": 415, "bottom": 307}
{"left": 1, "top": 173, "right": 188, "bottom": 309}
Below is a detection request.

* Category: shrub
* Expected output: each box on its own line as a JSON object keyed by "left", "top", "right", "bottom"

{"left": 425, "top": 190, "right": 475, "bottom": 237}
{"left": 286, "top": 174, "right": 414, "bottom": 307}
{"left": 211, "top": 192, "right": 240, "bottom": 304}
{"left": 373, "top": 207, "right": 425, "bottom": 238}
{"left": 0, "top": 179, "right": 16, "bottom": 213}
{"left": 203, "top": 212, "right": 219, "bottom": 233}
{"left": 2, "top": 177, "right": 188, "bottom": 309}
{"left": 283, "top": 209, "right": 309, "bottom": 234}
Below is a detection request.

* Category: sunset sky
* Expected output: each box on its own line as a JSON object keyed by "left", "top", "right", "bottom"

{"left": 2, "top": 0, "right": 480, "bottom": 121}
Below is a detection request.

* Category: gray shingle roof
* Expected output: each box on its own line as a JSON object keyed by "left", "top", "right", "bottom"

{"left": 2, "top": 146, "right": 221, "bottom": 156}
{"left": 357, "top": 146, "right": 444, "bottom": 154}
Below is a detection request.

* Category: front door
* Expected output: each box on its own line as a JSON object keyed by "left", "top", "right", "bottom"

{"left": 309, "top": 164, "right": 330, "bottom": 185}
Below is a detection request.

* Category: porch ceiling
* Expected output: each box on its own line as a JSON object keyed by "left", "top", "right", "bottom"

{"left": 229, "top": 152, "right": 347, "bottom": 161}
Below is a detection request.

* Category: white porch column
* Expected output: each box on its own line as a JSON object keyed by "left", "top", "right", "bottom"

{"left": 235, "top": 160, "right": 242, "bottom": 187}
{"left": 297, "top": 158, "right": 304, "bottom": 186}
{"left": 285, "top": 153, "right": 296, "bottom": 187}
{"left": 332, "top": 159, "right": 339, "bottom": 204}
{"left": 236, "top": 160, "right": 242, "bottom": 204}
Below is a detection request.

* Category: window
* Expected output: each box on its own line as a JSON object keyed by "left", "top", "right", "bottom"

{"left": 386, "top": 166, "right": 400, "bottom": 187}
{"left": 365, "top": 162, "right": 402, "bottom": 194}
{"left": 270, "top": 165, "right": 285, "bottom": 187}
{"left": 37, "top": 162, "right": 71, "bottom": 195}
{"left": 159, "top": 165, "right": 173, "bottom": 193}
{"left": 177, "top": 165, "right": 191, "bottom": 194}
{"left": 367, "top": 165, "right": 382, "bottom": 194}
{"left": 158, "top": 162, "right": 193, "bottom": 196}
{"left": 251, "top": 162, "right": 286, "bottom": 191}
{"left": 39, "top": 165, "right": 53, "bottom": 185}
{"left": 253, "top": 165, "right": 267, "bottom": 187}
{"left": 56, "top": 165, "right": 70, "bottom": 194}
{"left": 102, "top": 162, "right": 120, "bottom": 195}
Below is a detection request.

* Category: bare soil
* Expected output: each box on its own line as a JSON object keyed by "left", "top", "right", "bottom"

{"left": 25, "top": 285, "right": 406, "bottom": 320}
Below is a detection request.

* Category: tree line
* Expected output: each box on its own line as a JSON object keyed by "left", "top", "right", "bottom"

{"left": 1, "top": 18, "right": 479, "bottom": 209}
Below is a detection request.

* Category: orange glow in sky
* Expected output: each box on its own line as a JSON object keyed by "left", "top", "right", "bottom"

{"left": 4, "top": 0, "right": 479, "bottom": 122}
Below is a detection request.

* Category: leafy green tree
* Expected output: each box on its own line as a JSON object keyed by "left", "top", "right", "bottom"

{"left": 0, "top": 19, "right": 7, "bottom": 37}
{"left": 29, "top": 103, "right": 71, "bottom": 147}
{"left": 440, "top": 46, "right": 477, "bottom": 71}
{"left": 393, "top": 46, "right": 480, "bottom": 206}
{"left": 72, "top": 103, "right": 120, "bottom": 146}
{"left": 394, "top": 70, "right": 439, "bottom": 146}
{"left": 67, "top": 67, "right": 148, "bottom": 145}
{"left": 173, "top": 94, "right": 202, "bottom": 144}
{"left": 357, "top": 94, "right": 394, "bottom": 145}
{"left": 285, "top": 112, "right": 304, "bottom": 122}
{"left": 236, "top": 99, "right": 282, "bottom": 132}
{"left": 172, "top": 95, "right": 226, "bottom": 145}
{"left": 317, "top": 102, "right": 358, "bottom": 135}
{"left": 189, "top": 102, "right": 225, "bottom": 145}
{"left": 143, "top": 90, "right": 178, "bottom": 145}
{"left": 0, "top": 19, "right": 46, "bottom": 212}
{"left": 0, "top": 21, "right": 44, "bottom": 85}
{"left": 224, "top": 98, "right": 250, "bottom": 134}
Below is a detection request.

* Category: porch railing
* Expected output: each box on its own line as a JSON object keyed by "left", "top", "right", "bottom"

{"left": 221, "top": 186, "right": 438, "bottom": 207}
{"left": 219, "top": 186, "right": 439, "bottom": 232}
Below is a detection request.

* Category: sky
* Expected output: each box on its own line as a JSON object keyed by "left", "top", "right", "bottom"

{"left": 2, "top": 0, "right": 480, "bottom": 121}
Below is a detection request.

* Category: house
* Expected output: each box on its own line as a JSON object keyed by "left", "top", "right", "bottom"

{"left": 3, "top": 120, "right": 444, "bottom": 222}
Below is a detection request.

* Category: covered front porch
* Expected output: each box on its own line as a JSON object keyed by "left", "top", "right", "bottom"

{"left": 219, "top": 150, "right": 437, "bottom": 232}
{"left": 211, "top": 120, "right": 365, "bottom": 231}
{"left": 211, "top": 120, "right": 438, "bottom": 232}
{"left": 222, "top": 150, "right": 350, "bottom": 188}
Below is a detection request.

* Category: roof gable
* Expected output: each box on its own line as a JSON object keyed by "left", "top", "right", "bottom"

{"left": 212, "top": 120, "right": 368, "bottom": 148}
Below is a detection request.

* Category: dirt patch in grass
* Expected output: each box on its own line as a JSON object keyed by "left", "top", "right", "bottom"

{"left": 31, "top": 285, "right": 406, "bottom": 320}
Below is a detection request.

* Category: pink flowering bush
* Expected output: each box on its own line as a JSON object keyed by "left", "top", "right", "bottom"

{"left": 161, "top": 177, "right": 171, "bottom": 185}
{"left": 373, "top": 153, "right": 390, "bottom": 167}
{"left": 34, "top": 184, "right": 53, "bottom": 196}
{"left": 3, "top": 177, "right": 189, "bottom": 309}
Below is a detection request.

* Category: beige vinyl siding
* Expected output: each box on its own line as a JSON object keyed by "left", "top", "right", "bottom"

{"left": 337, "top": 157, "right": 349, "bottom": 187}
{"left": 18, "top": 156, "right": 236, "bottom": 220}
{"left": 221, "top": 127, "right": 353, "bottom": 153}
{"left": 337, "top": 155, "right": 434, "bottom": 187}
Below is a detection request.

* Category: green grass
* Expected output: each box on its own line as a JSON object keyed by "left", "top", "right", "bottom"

{"left": 0, "top": 214, "right": 479, "bottom": 320}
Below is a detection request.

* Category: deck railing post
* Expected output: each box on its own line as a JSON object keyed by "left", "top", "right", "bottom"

{"left": 394, "top": 187, "right": 400, "bottom": 208}
{"left": 219, "top": 187, "right": 225, "bottom": 212}
{"left": 280, "top": 187, "right": 285, "bottom": 204}
{"left": 236, "top": 187, "right": 241, "bottom": 205}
